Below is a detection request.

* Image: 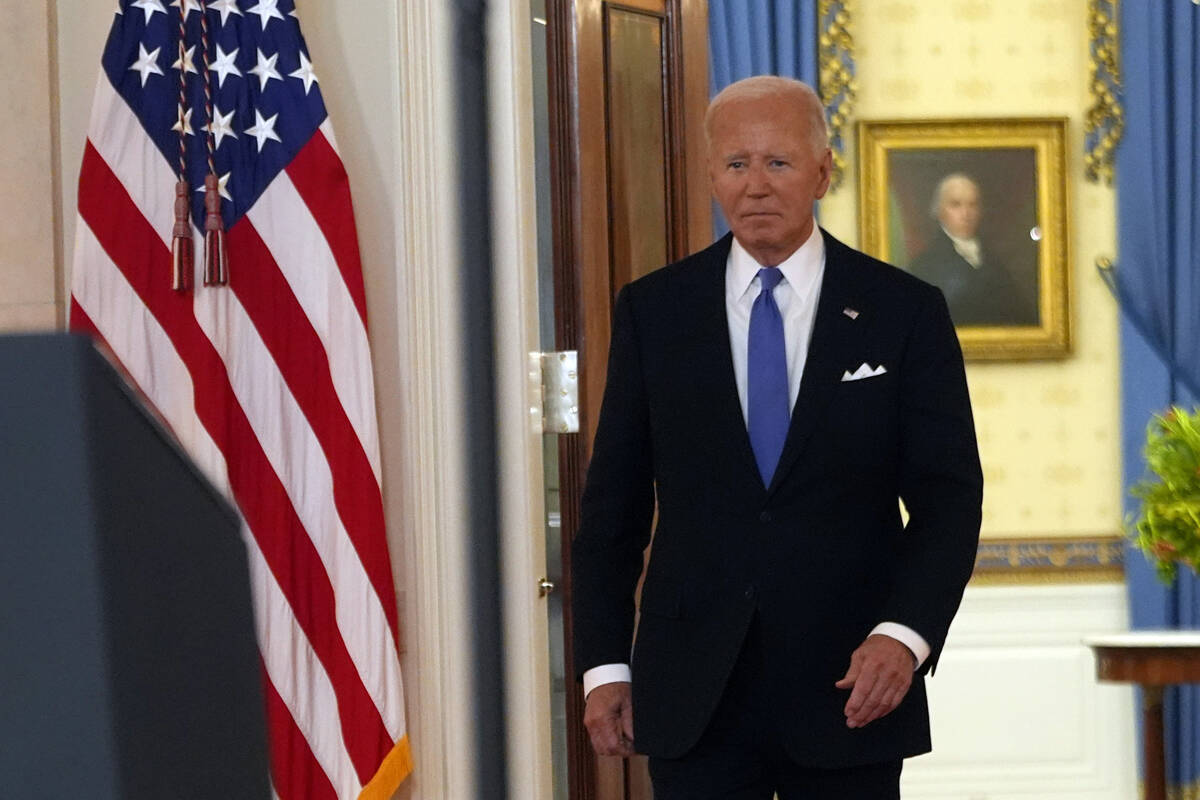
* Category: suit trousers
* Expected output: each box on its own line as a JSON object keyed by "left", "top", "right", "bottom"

{"left": 646, "top": 615, "right": 903, "bottom": 800}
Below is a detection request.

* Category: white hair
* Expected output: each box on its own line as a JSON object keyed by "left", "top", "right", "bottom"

{"left": 705, "top": 75, "right": 830, "bottom": 157}
{"left": 930, "top": 173, "right": 981, "bottom": 218}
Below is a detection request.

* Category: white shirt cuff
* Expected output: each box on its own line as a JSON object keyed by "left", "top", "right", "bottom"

{"left": 582, "top": 663, "right": 632, "bottom": 698}
{"left": 871, "top": 622, "right": 930, "bottom": 670}
{"left": 581, "top": 627, "right": 927, "bottom": 696}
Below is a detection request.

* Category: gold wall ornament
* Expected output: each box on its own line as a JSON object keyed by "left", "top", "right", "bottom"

{"left": 819, "top": 0, "right": 856, "bottom": 191}
{"left": 1084, "top": 0, "right": 1123, "bottom": 184}
{"left": 971, "top": 535, "right": 1125, "bottom": 585}
{"left": 1164, "top": 777, "right": 1200, "bottom": 800}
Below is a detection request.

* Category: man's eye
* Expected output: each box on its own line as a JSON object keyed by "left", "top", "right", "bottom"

{"left": 728, "top": 161, "right": 745, "bottom": 169}
{"left": 769, "top": 160, "right": 788, "bottom": 168}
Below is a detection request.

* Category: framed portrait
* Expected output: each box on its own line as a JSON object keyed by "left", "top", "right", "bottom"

{"left": 857, "top": 119, "right": 1070, "bottom": 360}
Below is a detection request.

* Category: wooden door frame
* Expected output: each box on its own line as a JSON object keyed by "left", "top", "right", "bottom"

{"left": 544, "top": 1, "right": 710, "bottom": 796}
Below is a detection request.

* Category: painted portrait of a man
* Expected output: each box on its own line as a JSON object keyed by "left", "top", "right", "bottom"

{"left": 884, "top": 147, "right": 1043, "bottom": 329}
{"left": 907, "top": 173, "right": 1039, "bottom": 326}
{"left": 859, "top": 120, "right": 1071, "bottom": 359}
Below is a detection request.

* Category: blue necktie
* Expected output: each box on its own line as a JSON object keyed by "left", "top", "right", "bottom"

{"left": 748, "top": 268, "right": 789, "bottom": 486}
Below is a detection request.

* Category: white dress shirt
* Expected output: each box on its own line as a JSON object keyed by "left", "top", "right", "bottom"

{"left": 725, "top": 226, "right": 825, "bottom": 423}
{"left": 582, "top": 228, "right": 930, "bottom": 699}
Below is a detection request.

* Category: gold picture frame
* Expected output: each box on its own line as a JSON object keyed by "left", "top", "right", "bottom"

{"left": 857, "top": 119, "right": 1071, "bottom": 360}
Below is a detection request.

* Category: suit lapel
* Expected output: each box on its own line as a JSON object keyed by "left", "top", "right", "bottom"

{"left": 766, "top": 232, "right": 872, "bottom": 497}
{"left": 687, "top": 236, "right": 765, "bottom": 494}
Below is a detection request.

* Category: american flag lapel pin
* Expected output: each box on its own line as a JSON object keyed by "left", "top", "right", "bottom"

{"left": 843, "top": 307, "right": 860, "bottom": 320}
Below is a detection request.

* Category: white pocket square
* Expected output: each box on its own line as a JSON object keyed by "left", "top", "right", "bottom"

{"left": 841, "top": 363, "right": 888, "bottom": 382}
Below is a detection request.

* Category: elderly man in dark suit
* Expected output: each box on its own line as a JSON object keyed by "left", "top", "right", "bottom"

{"left": 572, "top": 75, "right": 982, "bottom": 799}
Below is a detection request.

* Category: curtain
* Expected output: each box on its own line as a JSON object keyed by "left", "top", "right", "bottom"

{"left": 708, "top": 0, "right": 818, "bottom": 91}
{"left": 1117, "top": 4, "right": 1200, "bottom": 794}
{"left": 708, "top": 1, "right": 819, "bottom": 236}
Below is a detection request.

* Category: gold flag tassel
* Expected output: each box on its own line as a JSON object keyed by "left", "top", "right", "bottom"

{"left": 202, "top": 173, "right": 228, "bottom": 286}
{"left": 171, "top": 179, "right": 194, "bottom": 291}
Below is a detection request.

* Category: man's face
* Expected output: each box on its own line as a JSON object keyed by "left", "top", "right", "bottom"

{"left": 937, "top": 178, "right": 982, "bottom": 239}
{"left": 707, "top": 95, "right": 832, "bottom": 266}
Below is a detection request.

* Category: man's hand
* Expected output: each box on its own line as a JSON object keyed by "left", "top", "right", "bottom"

{"left": 835, "top": 633, "right": 915, "bottom": 729}
{"left": 583, "top": 681, "right": 635, "bottom": 757}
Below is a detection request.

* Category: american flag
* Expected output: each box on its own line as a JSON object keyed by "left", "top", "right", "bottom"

{"left": 69, "top": 2, "right": 410, "bottom": 797}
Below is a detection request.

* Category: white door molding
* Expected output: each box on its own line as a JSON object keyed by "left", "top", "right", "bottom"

{"left": 487, "top": 0, "right": 556, "bottom": 799}
{"left": 391, "top": 1, "right": 477, "bottom": 796}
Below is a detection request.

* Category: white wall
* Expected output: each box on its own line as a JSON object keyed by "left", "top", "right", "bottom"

{"left": 0, "top": 0, "right": 61, "bottom": 331}
{"left": 904, "top": 584, "right": 1136, "bottom": 800}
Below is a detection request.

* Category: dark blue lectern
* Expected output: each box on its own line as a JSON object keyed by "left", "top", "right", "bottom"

{"left": 0, "top": 333, "right": 270, "bottom": 798}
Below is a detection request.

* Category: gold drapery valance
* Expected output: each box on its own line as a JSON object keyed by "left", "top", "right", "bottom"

{"left": 1084, "top": 0, "right": 1123, "bottom": 184}
{"left": 818, "top": 0, "right": 855, "bottom": 191}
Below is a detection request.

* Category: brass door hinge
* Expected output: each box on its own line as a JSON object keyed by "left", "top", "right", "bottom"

{"left": 529, "top": 351, "right": 579, "bottom": 434}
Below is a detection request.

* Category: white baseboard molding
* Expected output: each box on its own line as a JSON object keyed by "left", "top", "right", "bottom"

{"left": 902, "top": 583, "right": 1137, "bottom": 800}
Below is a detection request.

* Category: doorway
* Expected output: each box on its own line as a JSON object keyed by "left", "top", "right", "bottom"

{"left": 528, "top": 1, "right": 711, "bottom": 797}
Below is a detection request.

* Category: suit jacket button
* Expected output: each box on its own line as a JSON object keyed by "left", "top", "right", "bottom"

{"left": 759, "top": 511, "right": 772, "bottom": 523}
{"left": 744, "top": 585, "right": 755, "bottom": 600}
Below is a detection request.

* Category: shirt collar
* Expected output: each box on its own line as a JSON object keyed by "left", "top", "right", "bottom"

{"left": 941, "top": 225, "right": 980, "bottom": 250}
{"left": 940, "top": 226, "right": 983, "bottom": 268}
{"left": 728, "top": 225, "right": 826, "bottom": 303}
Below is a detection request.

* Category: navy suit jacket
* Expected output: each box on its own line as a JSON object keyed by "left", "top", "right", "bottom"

{"left": 572, "top": 230, "right": 982, "bottom": 766}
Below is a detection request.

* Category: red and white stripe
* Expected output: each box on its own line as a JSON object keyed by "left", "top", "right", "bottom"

{"left": 71, "top": 72, "right": 409, "bottom": 800}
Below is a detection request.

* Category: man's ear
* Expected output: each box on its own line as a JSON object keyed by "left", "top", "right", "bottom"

{"left": 814, "top": 148, "right": 834, "bottom": 199}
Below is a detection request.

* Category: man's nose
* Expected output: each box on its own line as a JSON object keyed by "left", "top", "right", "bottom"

{"left": 746, "top": 166, "right": 770, "bottom": 195}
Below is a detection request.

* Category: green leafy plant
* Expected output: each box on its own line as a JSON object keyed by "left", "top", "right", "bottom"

{"left": 1129, "top": 406, "right": 1200, "bottom": 583}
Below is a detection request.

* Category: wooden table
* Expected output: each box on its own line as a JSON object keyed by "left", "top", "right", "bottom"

{"left": 1086, "top": 631, "right": 1200, "bottom": 800}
